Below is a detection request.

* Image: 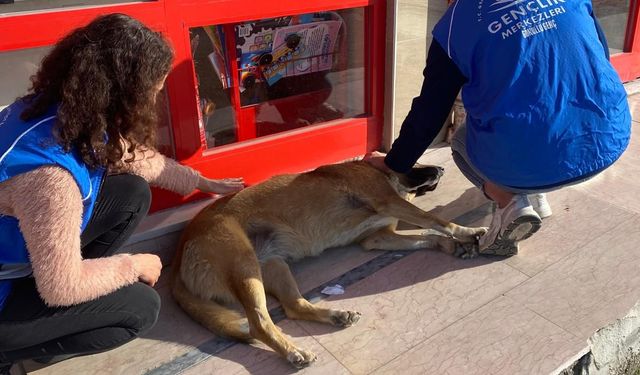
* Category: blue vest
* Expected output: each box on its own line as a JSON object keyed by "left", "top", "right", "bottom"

{"left": 0, "top": 100, "right": 104, "bottom": 310}
{"left": 432, "top": 0, "right": 631, "bottom": 188}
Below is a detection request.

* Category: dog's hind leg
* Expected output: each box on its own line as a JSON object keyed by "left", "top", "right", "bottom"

{"left": 180, "top": 217, "right": 316, "bottom": 368}
{"left": 360, "top": 228, "right": 479, "bottom": 258}
{"left": 230, "top": 254, "right": 317, "bottom": 368}
{"left": 261, "top": 257, "right": 361, "bottom": 327}
{"left": 172, "top": 275, "right": 252, "bottom": 341}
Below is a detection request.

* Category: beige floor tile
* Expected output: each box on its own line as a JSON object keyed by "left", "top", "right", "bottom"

{"left": 628, "top": 94, "right": 640, "bottom": 122}
{"left": 181, "top": 321, "right": 350, "bottom": 375}
{"left": 411, "top": 158, "right": 488, "bottom": 222}
{"left": 573, "top": 124, "right": 640, "bottom": 214}
{"left": 153, "top": 231, "right": 182, "bottom": 265}
{"left": 419, "top": 145, "right": 458, "bottom": 166}
{"left": 264, "top": 245, "right": 382, "bottom": 311}
{"left": 504, "top": 188, "right": 635, "bottom": 276}
{"left": 374, "top": 296, "right": 586, "bottom": 375}
{"left": 297, "top": 251, "right": 528, "bottom": 374}
{"left": 576, "top": 165, "right": 640, "bottom": 213}
{"left": 417, "top": 143, "right": 454, "bottom": 166}
{"left": 573, "top": 167, "right": 640, "bottom": 215}
{"left": 396, "top": 4, "right": 428, "bottom": 43}
{"left": 394, "top": 38, "right": 427, "bottom": 139}
{"left": 402, "top": 0, "right": 433, "bottom": 7}
{"left": 506, "top": 215, "right": 640, "bottom": 340}
{"left": 289, "top": 245, "right": 382, "bottom": 296}
{"left": 29, "top": 282, "right": 215, "bottom": 375}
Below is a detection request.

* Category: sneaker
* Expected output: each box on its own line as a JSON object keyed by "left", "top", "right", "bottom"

{"left": 479, "top": 194, "right": 542, "bottom": 256}
{"left": 530, "top": 193, "right": 552, "bottom": 218}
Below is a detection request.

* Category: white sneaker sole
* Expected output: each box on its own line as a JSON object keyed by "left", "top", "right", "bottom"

{"left": 479, "top": 215, "right": 542, "bottom": 256}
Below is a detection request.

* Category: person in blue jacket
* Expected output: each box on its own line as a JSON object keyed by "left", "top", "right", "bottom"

{"left": 369, "top": 0, "right": 631, "bottom": 256}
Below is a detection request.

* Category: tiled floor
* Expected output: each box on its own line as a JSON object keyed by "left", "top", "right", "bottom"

{"left": 24, "top": 95, "right": 640, "bottom": 374}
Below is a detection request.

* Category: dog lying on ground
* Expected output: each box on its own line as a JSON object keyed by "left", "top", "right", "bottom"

{"left": 171, "top": 160, "right": 487, "bottom": 368}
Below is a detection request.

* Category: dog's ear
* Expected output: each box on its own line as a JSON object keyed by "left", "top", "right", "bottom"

{"left": 399, "top": 164, "right": 445, "bottom": 196}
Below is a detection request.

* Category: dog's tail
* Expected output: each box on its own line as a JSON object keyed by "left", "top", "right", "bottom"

{"left": 171, "top": 274, "right": 252, "bottom": 342}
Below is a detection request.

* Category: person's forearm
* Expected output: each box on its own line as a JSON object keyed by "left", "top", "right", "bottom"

{"left": 10, "top": 167, "right": 140, "bottom": 306}
{"left": 385, "top": 41, "right": 467, "bottom": 173}
{"left": 111, "top": 143, "right": 201, "bottom": 196}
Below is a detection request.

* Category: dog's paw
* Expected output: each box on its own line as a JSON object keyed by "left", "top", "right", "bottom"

{"left": 456, "top": 226, "right": 488, "bottom": 243}
{"left": 330, "top": 310, "right": 361, "bottom": 327}
{"left": 453, "top": 241, "right": 479, "bottom": 259}
{"left": 287, "top": 348, "right": 317, "bottom": 368}
{"left": 473, "top": 227, "right": 489, "bottom": 238}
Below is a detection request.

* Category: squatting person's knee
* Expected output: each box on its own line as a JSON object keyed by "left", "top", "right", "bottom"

{"left": 121, "top": 174, "right": 152, "bottom": 215}
{"left": 121, "top": 282, "right": 161, "bottom": 335}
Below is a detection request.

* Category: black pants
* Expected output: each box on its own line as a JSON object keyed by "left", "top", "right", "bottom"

{"left": 0, "top": 174, "right": 159, "bottom": 363}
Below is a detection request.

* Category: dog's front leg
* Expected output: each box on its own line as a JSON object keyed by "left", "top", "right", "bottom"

{"left": 360, "top": 228, "right": 478, "bottom": 258}
{"left": 371, "top": 195, "right": 486, "bottom": 242}
{"left": 262, "top": 258, "right": 361, "bottom": 327}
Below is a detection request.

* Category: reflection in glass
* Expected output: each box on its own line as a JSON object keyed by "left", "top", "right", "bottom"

{"left": 0, "top": 47, "right": 50, "bottom": 109}
{"left": 155, "top": 87, "right": 176, "bottom": 159}
{"left": 190, "top": 26, "right": 238, "bottom": 148}
{"left": 593, "top": 0, "right": 630, "bottom": 54}
{"left": 0, "top": 47, "right": 176, "bottom": 158}
{"left": 237, "top": 9, "right": 366, "bottom": 137}
{"left": 190, "top": 8, "right": 367, "bottom": 149}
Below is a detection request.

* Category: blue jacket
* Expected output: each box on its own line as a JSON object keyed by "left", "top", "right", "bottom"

{"left": 0, "top": 100, "right": 104, "bottom": 309}
{"left": 386, "top": 0, "right": 630, "bottom": 189}
{"left": 431, "top": 0, "right": 631, "bottom": 188}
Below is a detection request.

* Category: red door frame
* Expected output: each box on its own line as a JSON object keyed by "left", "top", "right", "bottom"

{"left": 0, "top": 0, "right": 386, "bottom": 212}
{"left": 611, "top": 0, "right": 640, "bottom": 82}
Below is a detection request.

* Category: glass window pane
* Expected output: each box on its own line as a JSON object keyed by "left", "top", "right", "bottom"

{"left": 0, "top": 47, "right": 50, "bottom": 110}
{"left": 0, "top": 0, "right": 155, "bottom": 15}
{"left": 189, "top": 25, "right": 239, "bottom": 148}
{"left": 155, "top": 87, "right": 176, "bottom": 159}
{"left": 593, "top": 0, "right": 630, "bottom": 54}
{"left": 239, "top": 9, "right": 367, "bottom": 137}
{"left": 191, "top": 8, "right": 368, "bottom": 149}
{"left": 0, "top": 46, "right": 176, "bottom": 158}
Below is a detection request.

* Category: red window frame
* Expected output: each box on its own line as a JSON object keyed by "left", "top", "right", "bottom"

{"left": 611, "top": 1, "right": 640, "bottom": 82}
{"left": 0, "top": 0, "right": 386, "bottom": 212}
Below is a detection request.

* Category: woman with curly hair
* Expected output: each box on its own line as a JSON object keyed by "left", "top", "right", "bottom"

{"left": 0, "top": 13, "right": 243, "bottom": 372}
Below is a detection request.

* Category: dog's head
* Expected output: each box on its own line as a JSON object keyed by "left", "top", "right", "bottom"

{"left": 393, "top": 164, "right": 445, "bottom": 199}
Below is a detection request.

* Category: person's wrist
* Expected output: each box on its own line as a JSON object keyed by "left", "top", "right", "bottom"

{"left": 129, "top": 253, "right": 142, "bottom": 271}
{"left": 196, "top": 175, "right": 209, "bottom": 191}
{"left": 381, "top": 158, "right": 393, "bottom": 173}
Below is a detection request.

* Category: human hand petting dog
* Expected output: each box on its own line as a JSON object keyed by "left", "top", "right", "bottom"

{"left": 197, "top": 176, "right": 245, "bottom": 195}
{"left": 364, "top": 151, "right": 394, "bottom": 174}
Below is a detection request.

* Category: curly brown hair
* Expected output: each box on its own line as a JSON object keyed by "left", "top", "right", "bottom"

{"left": 20, "top": 13, "right": 174, "bottom": 169}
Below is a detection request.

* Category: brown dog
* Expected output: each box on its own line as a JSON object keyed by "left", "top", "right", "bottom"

{"left": 171, "top": 161, "right": 486, "bottom": 368}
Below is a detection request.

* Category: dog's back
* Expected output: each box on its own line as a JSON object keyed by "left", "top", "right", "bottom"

{"left": 187, "top": 162, "right": 399, "bottom": 260}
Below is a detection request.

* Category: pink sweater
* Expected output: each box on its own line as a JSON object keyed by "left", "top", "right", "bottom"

{"left": 0, "top": 146, "right": 200, "bottom": 307}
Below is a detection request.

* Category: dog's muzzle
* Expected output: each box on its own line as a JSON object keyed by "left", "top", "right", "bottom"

{"left": 404, "top": 165, "right": 445, "bottom": 197}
